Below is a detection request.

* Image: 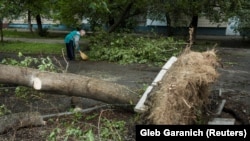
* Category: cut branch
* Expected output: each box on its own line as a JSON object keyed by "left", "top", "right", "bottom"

{"left": 0, "top": 112, "right": 45, "bottom": 134}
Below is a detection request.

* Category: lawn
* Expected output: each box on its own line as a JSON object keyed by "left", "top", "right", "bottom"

{"left": 0, "top": 41, "right": 64, "bottom": 55}
{"left": 3, "top": 29, "right": 67, "bottom": 39}
{"left": 0, "top": 29, "right": 67, "bottom": 55}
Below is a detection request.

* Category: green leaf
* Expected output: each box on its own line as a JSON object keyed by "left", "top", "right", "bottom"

{"left": 18, "top": 52, "right": 23, "bottom": 57}
{"left": 86, "top": 130, "right": 95, "bottom": 141}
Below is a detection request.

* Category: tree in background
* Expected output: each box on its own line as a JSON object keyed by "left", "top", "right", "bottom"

{"left": 203, "top": 0, "right": 248, "bottom": 38}
{"left": 20, "top": 0, "right": 54, "bottom": 36}
{"left": 105, "top": 0, "right": 148, "bottom": 33}
{"left": 147, "top": 0, "right": 250, "bottom": 40}
{"left": 53, "top": 0, "right": 110, "bottom": 31}
{"left": 234, "top": 1, "right": 250, "bottom": 39}
{"left": 0, "top": 0, "right": 54, "bottom": 37}
{"left": 0, "top": 0, "right": 23, "bottom": 42}
{"left": 54, "top": 0, "right": 149, "bottom": 33}
{"left": 1, "top": 0, "right": 249, "bottom": 38}
{"left": 147, "top": 0, "right": 220, "bottom": 41}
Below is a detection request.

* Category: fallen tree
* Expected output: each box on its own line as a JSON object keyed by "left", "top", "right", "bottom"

{"left": 0, "top": 64, "right": 139, "bottom": 104}
{"left": 140, "top": 48, "right": 220, "bottom": 124}
{"left": 0, "top": 46, "right": 220, "bottom": 129}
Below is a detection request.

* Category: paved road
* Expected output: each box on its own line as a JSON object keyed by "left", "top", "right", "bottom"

{"left": 3, "top": 37, "right": 90, "bottom": 49}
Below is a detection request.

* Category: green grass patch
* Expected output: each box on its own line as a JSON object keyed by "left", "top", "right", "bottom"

{"left": 0, "top": 41, "right": 64, "bottom": 55}
{"left": 3, "top": 29, "right": 66, "bottom": 39}
{"left": 3, "top": 29, "right": 41, "bottom": 38}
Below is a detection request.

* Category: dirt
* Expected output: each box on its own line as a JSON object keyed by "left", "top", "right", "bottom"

{"left": 0, "top": 37, "right": 250, "bottom": 140}
{"left": 210, "top": 42, "right": 250, "bottom": 125}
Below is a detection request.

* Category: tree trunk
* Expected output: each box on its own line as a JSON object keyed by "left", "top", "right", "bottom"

{"left": 36, "top": 14, "right": 43, "bottom": 36}
{"left": 108, "top": 15, "right": 115, "bottom": 27}
{"left": 165, "top": 13, "right": 173, "bottom": 36}
{"left": 108, "top": 0, "right": 115, "bottom": 27}
{"left": 108, "top": 2, "right": 133, "bottom": 33}
{"left": 28, "top": 10, "right": 33, "bottom": 33}
{"left": 189, "top": 15, "right": 198, "bottom": 44}
{"left": 0, "top": 64, "right": 139, "bottom": 104}
{"left": 0, "top": 18, "right": 3, "bottom": 43}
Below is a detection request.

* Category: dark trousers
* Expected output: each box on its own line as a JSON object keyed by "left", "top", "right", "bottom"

{"left": 66, "top": 40, "right": 75, "bottom": 60}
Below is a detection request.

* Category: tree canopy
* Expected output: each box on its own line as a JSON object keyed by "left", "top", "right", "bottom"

{"left": 1, "top": 0, "right": 249, "bottom": 36}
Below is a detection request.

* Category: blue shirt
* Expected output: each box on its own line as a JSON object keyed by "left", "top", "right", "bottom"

{"left": 64, "top": 30, "right": 81, "bottom": 49}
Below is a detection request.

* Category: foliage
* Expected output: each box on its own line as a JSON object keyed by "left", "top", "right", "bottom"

{"left": 235, "top": 1, "right": 250, "bottom": 38}
{"left": 202, "top": 0, "right": 243, "bottom": 22}
{"left": 0, "top": 0, "right": 23, "bottom": 20}
{"left": 100, "top": 118, "right": 126, "bottom": 140}
{"left": 0, "top": 0, "right": 55, "bottom": 38}
{"left": 13, "top": 85, "right": 45, "bottom": 101}
{"left": 88, "top": 32, "right": 184, "bottom": 66}
{"left": 14, "top": 86, "right": 32, "bottom": 99}
{"left": 85, "top": 113, "right": 98, "bottom": 120}
{"left": 48, "top": 128, "right": 62, "bottom": 141}
{"left": 0, "top": 0, "right": 53, "bottom": 19}
{"left": 201, "top": 0, "right": 250, "bottom": 38}
{"left": 48, "top": 126, "right": 95, "bottom": 141}
{"left": 54, "top": 0, "right": 110, "bottom": 29}
{"left": 136, "top": 0, "right": 250, "bottom": 37}
{"left": 1, "top": 0, "right": 250, "bottom": 36}
{"left": 0, "top": 30, "right": 184, "bottom": 66}
{"left": 104, "top": 0, "right": 149, "bottom": 32}
{"left": 54, "top": 0, "right": 149, "bottom": 32}
{"left": 0, "top": 104, "right": 11, "bottom": 116}
{"left": 1, "top": 52, "right": 59, "bottom": 72}
{"left": 47, "top": 111, "right": 128, "bottom": 141}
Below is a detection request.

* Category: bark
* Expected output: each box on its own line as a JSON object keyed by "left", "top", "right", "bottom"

{"left": 42, "top": 105, "right": 109, "bottom": 119}
{"left": 165, "top": 13, "right": 173, "bottom": 36}
{"left": 108, "top": 15, "right": 115, "bottom": 27}
{"left": 0, "top": 64, "right": 139, "bottom": 104}
{"left": 0, "top": 112, "right": 45, "bottom": 134}
{"left": 36, "top": 14, "right": 43, "bottom": 36}
{"left": 189, "top": 15, "right": 198, "bottom": 44}
{"left": 0, "top": 18, "right": 3, "bottom": 43}
{"left": 108, "top": 0, "right": 115, "bottom": 27}
{"left": 108, "top": 2, "right": 133, "bottom": 33}
{"left": 28, "top": 10, "right": 33, "bottom": 33}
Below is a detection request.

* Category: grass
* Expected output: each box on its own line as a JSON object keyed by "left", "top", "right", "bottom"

{"left": 0, "top": 41, "right": 64, "bottom": 55}
{"left": 0, "top": 29, "right": 68, "bottom": 55}
{"left": 3, "top": 29, "right": 67, "bottom": 39}
{"left": 3, "top": 29, "right": 41, "bottom": 38}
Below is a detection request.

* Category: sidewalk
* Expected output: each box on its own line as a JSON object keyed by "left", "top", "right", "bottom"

{"left": 4, "top": 37, "right": 64, "bottom": 44}
{"left": 196, "top": 35, "right": 245, "bottom": 41}
{"left": 3, "top": 34, "right": 247, "bottom": 45}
